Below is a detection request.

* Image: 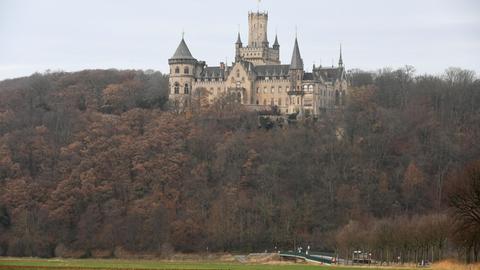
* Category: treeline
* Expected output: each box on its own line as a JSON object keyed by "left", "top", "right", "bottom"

{"left": 0, "top": 67, "right": 479, "bottom": 262}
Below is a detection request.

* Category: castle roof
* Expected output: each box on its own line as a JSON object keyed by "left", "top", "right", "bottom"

{"left": 303, "top": 72, "right": 314, "bottom": 81}
{"left": 290, "top": 37, "right": 303, "bottom": 69}
{"left": 254, "top": 65, "right": 290, "bottom": 77}
{"left": 171, "top": 38, "right": 195, "bottom": 60}
{"left": 200, "top": 66, "right": 226, "bottom": 79}
{"left": 315, "top": 67, "right": 345, "bottom": 82}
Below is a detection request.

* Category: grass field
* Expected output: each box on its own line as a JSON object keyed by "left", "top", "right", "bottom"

{"left": 0, "top": 258, "right": 420, "bottom": 270}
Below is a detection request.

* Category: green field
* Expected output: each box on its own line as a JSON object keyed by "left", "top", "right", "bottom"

{"left": 0, "top": 258, "right": 420, "bottom": 270}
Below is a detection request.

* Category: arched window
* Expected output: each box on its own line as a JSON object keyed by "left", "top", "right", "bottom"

{"left": 271, "top": 98, "right": 274, "bottom": 106}
{"left": 263, "top": 99, "right": 267, "bottom": 105}
{"left": 237, "top": 92, "right": 242, "bottom": 103}
{"left": 309, "top": 85, "right": 314, "bottom": 92}
{"left": 335, "top": 90, "right": 340, "bottom": 106}
{"left": 184, "top": 67, "right": 189, "bottom": 74}
{"left": 174, "top": 82, "right": 180, "bottom": 94}
{"left": 278, "top": 98, "right": 282, "bottom": 106}
{"left": 175, "top": 67, "right": 180, "bottom": 74}
{"left": 303, "top": 85, "right": 308, "bottom": 91}
{"left": 271, "top": 87, "right": 275, "bottom": 93}
{"left": 297, "top": 97, "right": 300, "bottom": 104}
{"left": 184, "top": 83, "right": 190, "bottom": 94}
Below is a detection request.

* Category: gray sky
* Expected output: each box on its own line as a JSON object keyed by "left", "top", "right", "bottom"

{"left": 1, "top": 0, "right": 479, "bottom": 80}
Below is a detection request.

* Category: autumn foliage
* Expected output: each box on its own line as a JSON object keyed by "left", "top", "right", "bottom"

{"left": 0, "top": 67, "right": 479, "bottom": 261}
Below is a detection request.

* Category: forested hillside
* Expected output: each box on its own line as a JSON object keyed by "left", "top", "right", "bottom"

{"left": 0, "top": 68, "right": 479, "bottom": 261}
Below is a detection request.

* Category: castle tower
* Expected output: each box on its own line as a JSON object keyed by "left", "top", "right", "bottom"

{"left": 168, "top": 37, "right": 197, "bottom": 103}
{"left": 289, "top": 37, "right": 304, "bottom": 90}
{"left": 288, "top": 37, "right": 305, "bottom": 115}
{"left": 248, "top": 12, "right": 268, "bottom": 48}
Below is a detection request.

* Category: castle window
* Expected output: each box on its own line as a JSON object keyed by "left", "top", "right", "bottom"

{"left": 297, "top": 97, "right": 300, "bottom": 104}
{"left": 263, "top": 87, "right": 267, "bottom": 93}
{"left": 263, "top": 99, "right": 267, "bottom": 105}
{"left": 278, "top": 98, "right": 282, "bottom": 106}
{"left": 236, "top": 82, "right": 241, "bottom": 88}
{"left": 175, "top": 67, "right": 180, "bottom": 74}
{"left": 237, "top": 70, "right": 240, "bottom": 78}
{"left": 174, "top": 82, "right": 180, "bottom": 94}
{"left": 237, "top": 92, "right": 242, "bottom": 103}
{"left": 184, "top": 67, "right": 189, "bottom": 74}
{"left": 256, "top": 88, "right": 259, "bottom": 93}
{"left": 278, "top": 87, "right": 282, "bottom": 93}
{"left": 271, "top": 98, "right": 274, "bottom": 106}
{"left": 309, "top": 85, "right": 314, "bottom": 92}
{"left": 184, "top": 83, "right": 190, "bottom": 94}
{"left": 271, "top": 87, "right": 274, "bottom": 93}
{"left": 256, "top": 100, "right": 259, "bottom": 105}
{"left": 335, "top": 90, "right": 340, "bottom": 106}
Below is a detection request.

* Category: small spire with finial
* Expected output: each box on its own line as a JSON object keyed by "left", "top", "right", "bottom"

{"left": 338, "top": 43, "right": 344, "bottom": 67}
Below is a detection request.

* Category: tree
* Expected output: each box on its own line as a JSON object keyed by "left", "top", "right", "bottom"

{"left": 447, "top": 161, "right": 480, "bottom": 263}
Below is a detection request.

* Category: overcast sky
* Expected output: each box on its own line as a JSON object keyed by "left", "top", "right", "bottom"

{"left": 1, "top": 0, "right": 479, "bottom": 80}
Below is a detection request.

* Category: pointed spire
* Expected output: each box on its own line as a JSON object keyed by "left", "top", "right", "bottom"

{"left": 338, "top": 43, "right": 344, "bottom": 67}
{"left": 236, "top": 32, "right": 242, "bottom": 45}
{"left": 290, "top": 37, "right": 303, "bottom": 70}
{"left": 273, "top": 34, "right": 280, "bottom": 48}
{"left": 171, "top": 37, "right": 195, "bottom": 60}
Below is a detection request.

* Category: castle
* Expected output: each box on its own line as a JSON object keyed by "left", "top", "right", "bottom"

{"left": 168, "top": 11, "right": 348, "bottom": 117}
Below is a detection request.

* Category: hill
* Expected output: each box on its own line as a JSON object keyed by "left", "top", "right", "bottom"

{"left": 0, "top": 67, "right": 479, "bottom": 262}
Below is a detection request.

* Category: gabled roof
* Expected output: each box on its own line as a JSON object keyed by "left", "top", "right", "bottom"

{"left": 290, "top": 38, "right": 303, "bottom": 69}
{"left": 171, "top": 38, "right": 195, "bottom": 60}
{"left": 315, "top": 67, "right": 345, "bottom": 82}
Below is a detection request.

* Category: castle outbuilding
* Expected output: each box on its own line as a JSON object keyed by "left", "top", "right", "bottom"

{"left": 168, "top": 11, "right": 348, "bottom": 117}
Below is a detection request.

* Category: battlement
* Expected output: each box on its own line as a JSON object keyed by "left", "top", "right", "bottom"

{"left": 248, "top": 11, "right": 268, "bottom": 17}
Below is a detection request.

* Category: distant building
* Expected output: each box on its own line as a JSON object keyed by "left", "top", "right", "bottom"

{"left": 168, "top": 11, "right": 347, "bottom": 117}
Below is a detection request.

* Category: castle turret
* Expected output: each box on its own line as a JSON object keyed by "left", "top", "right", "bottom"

{"left": 288, "top": 37, "right": 305, "bottom": 115}
{"left": 235, "top": 32, "right": 243, "bottom": 62}
{"left": 168, "top": 37, "right": 197, "bottom": 101}
{"left": 273, "top": 34, "right": 280, "bottom": 50}
{"left": 289, "top": 37, "right": 304, "bottom": 89}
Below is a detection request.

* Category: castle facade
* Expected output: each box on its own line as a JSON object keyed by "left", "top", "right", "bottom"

{"left": 168, "top": 11, "right": 347, "bottom": 117}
